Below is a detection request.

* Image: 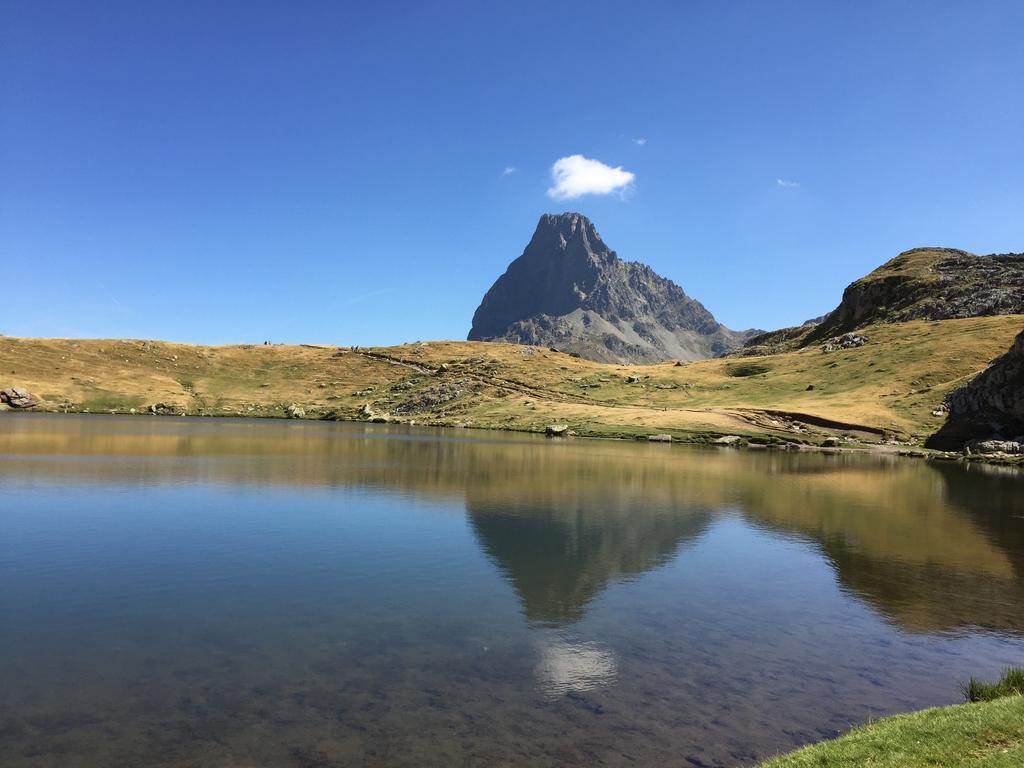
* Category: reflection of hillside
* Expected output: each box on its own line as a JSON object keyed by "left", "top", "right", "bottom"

{"left": 4, "top": 415, "right": 1024, "bottom": 633}
{"left": 723, "top": 462, "right": 1024, "bottom": 632}
{"left": 928, "top": 461, "right": 1024, "bottom": 579}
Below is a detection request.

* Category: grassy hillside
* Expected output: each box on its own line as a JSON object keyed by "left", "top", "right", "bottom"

{"left": 2, "top": 315, "right": 1022, "bottom": 448}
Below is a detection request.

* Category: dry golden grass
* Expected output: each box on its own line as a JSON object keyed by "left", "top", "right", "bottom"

{"left": 1, "top": 314, "right": 1021, "bottom": 445}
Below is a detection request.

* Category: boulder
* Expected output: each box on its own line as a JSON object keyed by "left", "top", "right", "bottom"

{"left": 0, "top": 387, "right": 39, "bottom": 409}
{"left": 286, "top": 404, "right": 306, "bottom": 419}
{"left": 821, "top": 437, "right": 842, "bottom": 448}
{"left": 647, "top": 434, "right": 673, "bottom": 443}
{"left": 712, "top": 435, "right": 743, "bottom": 446}
{"left": 819, "top": 333, "right": 868, "bottom": 353}
{"left": 545, "top": 424, "right": 570, "bottom": 437}
{"left": 964, "top": 439, "right": 1023, "bottom": 455}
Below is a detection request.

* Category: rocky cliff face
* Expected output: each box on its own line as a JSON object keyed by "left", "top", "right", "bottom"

{"left": 927, "top": 328, "right": 1024, "bottom": 448}
{"left": 468, "top": 213, "right": 748, "bottom": 363}
{"left": 807, "top": 248, "right": 1024, "bottom": 341}
{"left": 737, "top": 248, "right": 1024, "bottom": 356}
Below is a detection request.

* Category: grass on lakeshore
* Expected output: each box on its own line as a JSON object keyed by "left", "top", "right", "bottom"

{"left": 963, "top": 667, "right": 1024, "bottom": 703}
{"left": 761, "top": 669, "right": 1024, "bottom": 767}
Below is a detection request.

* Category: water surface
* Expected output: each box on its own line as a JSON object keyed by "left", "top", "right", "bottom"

{"left": 2, "top": 414, "right": 1024, "bottom": 767}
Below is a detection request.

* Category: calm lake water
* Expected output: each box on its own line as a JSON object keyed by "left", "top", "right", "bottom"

{"left": 2, "top": 414, "right": 1024, "bottom": 767}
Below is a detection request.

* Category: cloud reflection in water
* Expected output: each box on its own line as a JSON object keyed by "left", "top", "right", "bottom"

{"left": 535, "top": 637, "right": 617, "bottom": 699}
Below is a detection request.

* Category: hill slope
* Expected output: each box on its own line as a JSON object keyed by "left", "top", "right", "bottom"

{"left": 740, "top": 248, "right": 1024, "bottom": 355}
{"left": 2, "top": 315, "right": 1022, "bottom": 448}
{"left": 469, "top": 213, "right": 748, "bottom": 363}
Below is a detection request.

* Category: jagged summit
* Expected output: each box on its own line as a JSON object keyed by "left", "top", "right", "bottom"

{"left": 468, "top": 213, "right": 748, "bottom": 363}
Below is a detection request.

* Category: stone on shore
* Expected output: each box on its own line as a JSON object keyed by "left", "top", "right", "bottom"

{"left": 0, "top": 387, "right": 40, "bottom": 409}
{"left": 965, "top": 439, "right": 1023, "bottom": 455}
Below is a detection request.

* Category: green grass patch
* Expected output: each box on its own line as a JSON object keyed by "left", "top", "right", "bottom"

{"left": 760, "top": 696, "right": 1024, "bottom": 767}
{"left": 760, "top": 670, "right": 1024, "bottom": 767}
{"left": 963, "top": 668, "right": 1024, "bottom": 703}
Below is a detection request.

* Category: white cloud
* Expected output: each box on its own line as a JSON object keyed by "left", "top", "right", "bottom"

{"left": 632, "top": 137, "right": 647, "bottom": 145}
{"left": 776, "top": 178, "right": 800, "bottom": 188}
{"left": 502, "top": 166, "right": 517, "bottom": 176}
{"left": 546, "top": 155, "right": 635, "bottom": 200}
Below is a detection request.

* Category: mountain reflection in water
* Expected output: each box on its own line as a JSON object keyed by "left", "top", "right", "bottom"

{"left": 3, "top": 414, "right": 1024, "bottom": 767}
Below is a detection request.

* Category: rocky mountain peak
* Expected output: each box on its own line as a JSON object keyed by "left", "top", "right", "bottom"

{"left": 525, "top": 212, "right": 617, "bottom": 273}
{"left": 468, "top": 213, "right": 749, "bottom": 363}
{"left": 535, "top": 212, "right": 606, "bottom": 252}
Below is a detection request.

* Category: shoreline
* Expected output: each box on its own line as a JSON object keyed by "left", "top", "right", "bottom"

{"left": 4, "top": 407, "right": 1020, "bottom": 468}
{"left": 2, "top": 326, "right": 1022, "bottom": 469}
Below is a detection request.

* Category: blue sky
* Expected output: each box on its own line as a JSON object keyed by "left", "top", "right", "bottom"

{"left": 2, "top": 1, "right": 1023, "bottom": 344}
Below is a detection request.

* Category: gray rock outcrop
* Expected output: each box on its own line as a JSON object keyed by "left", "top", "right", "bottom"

{"left": 738, "top": 248, "right": 1024, "bottom": 355}
{"left": 927, "top": 328, "right": 1024, "bottom": 449}
{"left": 806, "top": 248, "right": 1024, "bottom": 343}
{"left": 469, "top": 213, "right": 752, "bottom": 363}
{"left": 0, "top": 387, "right": 39, "bottom": 409}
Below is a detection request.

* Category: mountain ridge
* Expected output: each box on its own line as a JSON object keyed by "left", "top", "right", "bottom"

{"left": 738, "top": 247, "right": 1024, "bottom": 356}
{"left": 468, "top": 213, "right": 751, "bottom": 363}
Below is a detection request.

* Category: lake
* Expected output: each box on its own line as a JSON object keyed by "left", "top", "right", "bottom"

{"left": 2, "top": 414, "right": 1023, "bottom": 767}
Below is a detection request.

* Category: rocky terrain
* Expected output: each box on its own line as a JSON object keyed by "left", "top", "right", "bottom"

{"left": 737, "top": 248, "right": 1024, "bottom": 356}
{"left": 469, "top": 213, "right": 751, "bottom": 363}
{"left": 0, "top": 387, "right": 39, "bottom": 409}
{"left": 928, "top": 328, "right": 1024, "bottom": 451}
